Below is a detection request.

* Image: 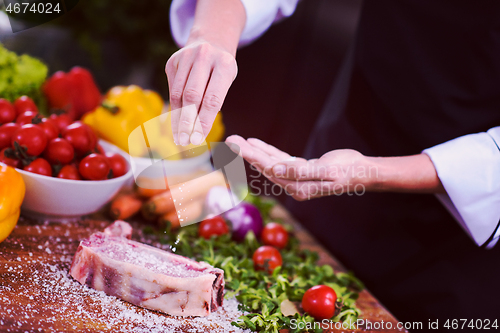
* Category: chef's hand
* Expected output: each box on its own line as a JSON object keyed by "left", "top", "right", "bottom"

{"left": 165, "top": 0, "right": 246, "bottom": 146}
{"left": 226, "top": 135, "right": 445, "bottom": 201}
{"left": 166, "top": 42, "right": 237, "bottom": 146}
{"left": 226, "top": 135, "right": 373, "bottom": 200}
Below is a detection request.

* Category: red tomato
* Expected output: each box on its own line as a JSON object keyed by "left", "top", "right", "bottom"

{"left": 24, "top": 158, "right": 52, "bottom": 177}
{"left": 57, "top": 164, "right": 81, "bottom": 180}
{"left": 0, "top": 148, "right": 21, "bottom": 168}
{"left": 79, "top": 153, "right": 110, "bottom": 180}
{"left": 252, "top": 245, "right": 283, "bottom": 273}
{"left": 261, "top": 223, "right": 289, "bottom": 249}
{"left": 49, "top": 113, "right": 72, "bottom": 132}
{"left": 14, "top": 96, "right": 38, "bottom": 115}
{"left": 11, "top": 124, "right": 47, "bottom": 156}
{"left": 0, "top": 123, "right": 20, "bottom": 150}
{"left": 0, "top": 99, "right": 16, "bottom": 124}
{"left": 38, "top": 118, "right": 59, "bottom": 142}
{"left": 96, "top": 144, "right": 105, "bottom": 155}
{"left": 198, "top": 216, "right": 230, "bottom": 239}
{"left": 301, "top": 285, "right": 337, "bottom": 320}
{"left": 16, "top": 110, "right": 39, "bottom": 126}
{"left": 44, "top": 138, "right": 74, "bottom": 165}
{"left": 105, "top": 152, "right": 128, "bottom": 178}
{"left": 63, "top": 122, "right": 97, "bottom": 154}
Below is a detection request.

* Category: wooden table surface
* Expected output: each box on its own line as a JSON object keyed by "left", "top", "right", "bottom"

{"left": 0, "top": 206, "right": 407, "bottom": 333}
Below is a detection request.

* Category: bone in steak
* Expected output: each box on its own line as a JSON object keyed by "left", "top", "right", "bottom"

{"left": 70, "top": 221, "right": 224, "bottom": 317}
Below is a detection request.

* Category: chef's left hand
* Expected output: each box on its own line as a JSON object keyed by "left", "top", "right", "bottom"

{"left": 226, "top": 135, "right": 376, "bottom": 200}
{"left": 225, "top": 135, "right": 445, "bottom": 201}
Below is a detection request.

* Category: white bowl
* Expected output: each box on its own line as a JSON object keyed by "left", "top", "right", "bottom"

{"left": 131, "top": 148, "right": 212, "bottom": 180}
{"left": 17, "top": 140, "right": 133, "bottom": 219}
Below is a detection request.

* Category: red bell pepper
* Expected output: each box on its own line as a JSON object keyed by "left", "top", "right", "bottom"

{"left": 43, "top": 67, "right": 101, "bottom": 120}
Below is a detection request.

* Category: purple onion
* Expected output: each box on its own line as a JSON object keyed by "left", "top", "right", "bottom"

{"left": 204, "top": 186, "right": 238, "bottom": 216}
{"left": 224, "top": 202, "right": 263, "bottom": 241}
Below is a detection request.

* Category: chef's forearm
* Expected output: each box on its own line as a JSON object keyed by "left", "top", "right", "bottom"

{"left": 187, "top": 0, "right": 246, "bottom": 56}
{"left": 366, "top": 154, "right": 445, "bottom": 193}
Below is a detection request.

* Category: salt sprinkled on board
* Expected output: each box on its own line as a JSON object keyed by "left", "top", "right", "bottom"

{"left": 0, "top": 221, "right": 250, "bottom": 333}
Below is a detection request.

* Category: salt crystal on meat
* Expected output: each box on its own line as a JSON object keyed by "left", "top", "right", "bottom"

{"left": 70, "top": 221, "right": 224, "bottom": 317}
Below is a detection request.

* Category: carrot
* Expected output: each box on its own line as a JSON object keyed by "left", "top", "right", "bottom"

{"left": 134, "top": 170, "right": 208, "bottom": 198}
{"left": 158, "top": 198, "right": 204, "bottom": 229}
{"left": 135, "top": 185, "right": 168, "bottom": 198}
{"left": 143, "top": 170, "right": 227, "bottom": 216}
{"left": 109, "top": 193, "right": 142, "bottom": 220}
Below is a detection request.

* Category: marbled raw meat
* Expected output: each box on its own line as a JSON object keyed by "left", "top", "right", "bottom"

{"left": 70, "top": 221, "right": 224, "bottom": 317}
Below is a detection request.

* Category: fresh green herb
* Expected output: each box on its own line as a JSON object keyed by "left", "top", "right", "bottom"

{"left": 0, "top": 43, "right": 48, "bottom": 110}
{"left": 152, "top": 199, "right": 363, "bottom": 333}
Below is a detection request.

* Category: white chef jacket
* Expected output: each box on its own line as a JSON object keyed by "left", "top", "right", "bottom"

{"left": 169, "top": 0, "right": 500, "bottom": 248}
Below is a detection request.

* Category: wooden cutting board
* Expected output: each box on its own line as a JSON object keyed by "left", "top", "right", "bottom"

{"left": 0, "top": 207, "right": 407, "bottom": 333}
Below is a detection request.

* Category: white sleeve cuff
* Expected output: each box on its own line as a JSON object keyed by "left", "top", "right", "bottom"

{"left": 170, "top": 0, "right": 197, "bottom": 47}
{"left": 169, "top": 0, "right": 299, "bottom": 47}
{"left": 423, "top": 128, "right": 500, "bottom": 247}
{"left": 239, "top": 0, "right": 298, "bottom": 46}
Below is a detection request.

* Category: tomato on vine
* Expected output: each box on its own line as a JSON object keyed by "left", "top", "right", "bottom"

{"left": 24, "top": 158, "right": 52, "bottom": 177}
{"left": 49, "top": 113, "right": 72, "bottom": 132}
{"left": 44, "top": 138, "right": 74, "bottom": 165}
{"left": 14, "top": 96, "right": 38, "bottom": 115}
{"left": 11, "top": 124, "right": 47, "bottom": 156}
{"left": 57, "top": 164, "right": 81, "bottom": 180}
{"left": 16, "top": 110, "right": 39, "bottom": 126}
{"left": 0, "top": 123, "right": 20, "bottom": 150}
{"left": 0, "top": 99, "right": 16, "bottom": 124}
{"left": 38, "top": 118, "right": 59, "bottom": 141}
{"left": 79, "top": 153, "right": 110, "bottom": 180}
{"left": 63, "top": 122, "right": 97, "bottom": 155}
{"left": 105, "top": 152, "right": 128, "bottom": 178}
{"left": 0, "top": 148, "right": 20, "bottom": 168}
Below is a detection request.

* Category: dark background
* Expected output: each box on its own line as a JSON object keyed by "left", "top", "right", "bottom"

{"left": 225, "top": 0, "right": 362, "bottom": 158}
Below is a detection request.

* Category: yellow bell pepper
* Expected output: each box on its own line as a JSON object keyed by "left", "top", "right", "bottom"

{"left": 84, "top": 85, "right": 226, "bottom": 159}
{"left": 206, "top": 112, "right": 225, "bottom": 143}
{"left": 0, "top": 164, "right": 25, "bottom": 243}
{"left": 83, "top": 85, "right": 164, "bottom": 155}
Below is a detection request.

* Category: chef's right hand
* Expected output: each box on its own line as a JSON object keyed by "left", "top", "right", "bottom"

{"left": 166, "top": 41, "right": 238, "bottom": 146}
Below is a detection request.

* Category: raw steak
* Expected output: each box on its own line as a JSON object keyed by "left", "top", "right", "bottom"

{"left": 70, "top": 221, "right": 224, "bottom": 317}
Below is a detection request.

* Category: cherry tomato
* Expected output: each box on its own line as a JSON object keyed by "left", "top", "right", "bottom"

{"left": 79, "top": 153, "right": 110, "bottom": 180}
{"left": 0, "top": 99, "right": 16, "bottom": 124}
{"left": 105, "top": 152, "right": 128, "bottom": 178}
{"left": 0, "top": 123, "right": 20, "bottom": 150}
{"left": 38, "top": 118, "right": 59, "bottom": 142}
{"left": 301, "top": 285, "right": 337, "bottom": 320}
{"left": 44, "top": 138, "right": 74, "bottom": 165}
{"left": 24, "top": 158, "right": 52, "bottom": 177}
{"left": 14, "top": 96, "right": 38, "bottom": 115}
{"left": 63, "top": 122, "right": 97, "bottom": 154}
{"left": 198, "top": 216, "right": 229, "bottom": 239}
{"left": 57, "top": 164, "right": 81, "bottom": 180}
{"left": 0, "top": 148, "right": 21, "bottom": 168}
{"left": 16, "top": 110, "right": 39, "bottom": 126}
{"left": 11, "top": 124, "right": 47, "bottom": 156}
{"left": 96, "top": 144, "right": 105, "bottom": 155}
{"left": 252, "top": 245, "right": 282, "bottom": 273}
{"left": 261, "top": 222, "right": 289, "bottom": 249}
{"left": 49, "top": 113, "right": 72, "bottom": 132}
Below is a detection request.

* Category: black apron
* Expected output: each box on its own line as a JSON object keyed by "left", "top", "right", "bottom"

{"left": 288, "top": 0, "right": 500, "bottom": 324}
